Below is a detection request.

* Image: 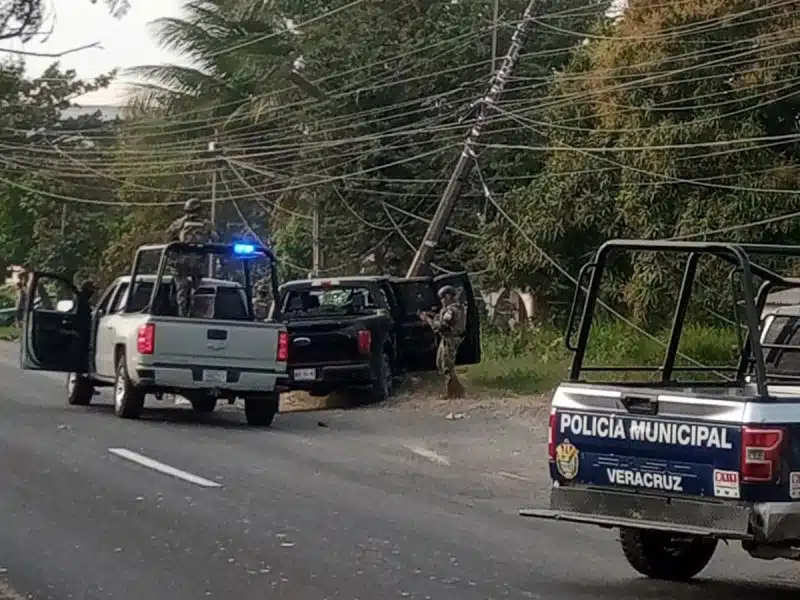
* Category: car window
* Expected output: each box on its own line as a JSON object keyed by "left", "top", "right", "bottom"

{"left": 392, "top": 282, "right": 436, "bottom": 316}
{"left": 214, "top": 288, "right": 249, "bottom": 320}
{"left": 763, "top": 315, "right": 800, "bottom": 375}
{"left": 109, "top": 283, "right": 129, "bottom": 313}
{"left": 283, "top": 285, "right": 379, "bottom": 315}
{"left": 114, "top": 282, "right": 172, "bottom": 313}
{"left": 95, "top": 283, "right": 117, "bottom": 314}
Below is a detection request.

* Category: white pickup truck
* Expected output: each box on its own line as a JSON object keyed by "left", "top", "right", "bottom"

{"left": 20, "top": 241, "right": 288, "bottom": 427}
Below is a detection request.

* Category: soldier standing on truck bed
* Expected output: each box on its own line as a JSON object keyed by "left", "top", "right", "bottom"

{"left": 419, "top": 285, "right": 467, "bottom": 399}
{"left": 165, "top": 198, "right": 218, "bottom": 316}
{"left": 253, "top": 278, "right": 272, "bottom": 320}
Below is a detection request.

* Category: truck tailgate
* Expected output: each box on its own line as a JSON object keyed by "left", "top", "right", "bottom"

{"left": 151, "top": 318, "right": 283, "bottom": 369}
{"left": 286, "top": 320, "right": 364, "bottom": 364}
{"left": 550, "top": 386, "right": 746, "bottom": 499}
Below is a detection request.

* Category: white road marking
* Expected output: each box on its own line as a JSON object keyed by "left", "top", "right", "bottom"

{"left": 108, "top": 448, "right": 222, "bottom": 488}
{"left": 495, "top": 470, "right": 534, "bottom": 482}
{"left": 403, "top": 443, "right": 451, "bottom": 466}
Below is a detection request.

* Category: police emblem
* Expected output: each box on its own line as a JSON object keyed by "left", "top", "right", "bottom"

{"left": 555, "top": 439, "right": 579, "bottom": 480}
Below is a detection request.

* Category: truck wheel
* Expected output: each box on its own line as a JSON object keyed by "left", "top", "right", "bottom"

{"left": 113, "top": 357, "right": 146, "bottom": 420}
{"left": 66, "top": 373, "right": 94, "bottom": 406}
{"left": 244, "top": 393, "right": 279, "bottom": 427}
{"left": 367, "top": 350, "right": 393, "bottom": 403}
{"left": 619, "top": 528, "right": 717, "bottom": 581}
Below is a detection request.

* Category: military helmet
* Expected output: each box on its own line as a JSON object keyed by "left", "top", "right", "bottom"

{"left": 437, "top": 285, "right": 456, "bottom": 299}
{"left": 184, "top": 197, "right": 201, "bottom": 214}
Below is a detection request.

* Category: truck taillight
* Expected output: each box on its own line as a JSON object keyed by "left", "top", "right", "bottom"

{"left": 548, "top": 409, "right": 557, "bottom": 462}
{"left": 277, "top": 331, "right": 288, "bottom": 362}
{"left": 136, "top": 323, "right": 155, "bottom": 355}
{"left": 741, "top": 426, "right": 785, "bottom": 483}
{"left": 357, "top": 330, "right": 371, "bottom": 355}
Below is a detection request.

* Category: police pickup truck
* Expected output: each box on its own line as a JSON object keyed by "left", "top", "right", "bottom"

{"left": 20, "top": 241, "right": 287, "bottom": 426}
{"left": 522, "top": 240, "right": 800, "bottom": 581}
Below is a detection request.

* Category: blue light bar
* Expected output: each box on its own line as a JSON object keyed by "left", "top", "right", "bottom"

{"left": 233, "top": 243, "right": 256, "bottom": 255}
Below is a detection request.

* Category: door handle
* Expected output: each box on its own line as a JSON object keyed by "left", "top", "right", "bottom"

{"left": 105, "top": 324, "right": 114, "bottom": 329}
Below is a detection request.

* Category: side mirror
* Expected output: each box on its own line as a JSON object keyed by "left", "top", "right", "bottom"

{"left": 56, "top": 299, "right": 75, "bottom": 313}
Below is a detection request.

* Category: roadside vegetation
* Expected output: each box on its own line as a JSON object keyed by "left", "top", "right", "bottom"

{"left": 467, "top": 322, "right": 740, "bottom": 395}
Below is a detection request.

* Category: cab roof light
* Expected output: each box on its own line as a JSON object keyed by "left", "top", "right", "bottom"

{"left": 233, "top": 243, "right": 256, "bottom": 256}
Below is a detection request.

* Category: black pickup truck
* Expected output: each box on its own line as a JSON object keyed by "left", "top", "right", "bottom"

{"left": 275, "top": 273, "right": 481, "bottom": 402}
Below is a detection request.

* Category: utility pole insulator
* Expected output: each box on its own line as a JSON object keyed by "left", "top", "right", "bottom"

{"left": 405, "top": 0, "right": 537, "bottom": 278}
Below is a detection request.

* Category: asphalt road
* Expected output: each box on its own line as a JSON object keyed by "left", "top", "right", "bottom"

{"left": 0, "top": 345, "right": 797, "bottom": 599}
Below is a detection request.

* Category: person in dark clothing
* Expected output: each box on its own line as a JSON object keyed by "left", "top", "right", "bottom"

{"left": 15, "top": 271, "right": 28, "bottom": 326}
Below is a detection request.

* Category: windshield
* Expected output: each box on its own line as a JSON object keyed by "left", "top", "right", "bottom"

{"left": 282, "top": 285, "right": 383, "bottom": 316}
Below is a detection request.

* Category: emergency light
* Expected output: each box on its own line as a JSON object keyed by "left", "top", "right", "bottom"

{"left": 233, "top": 243, "right": 256, "bottom": 255}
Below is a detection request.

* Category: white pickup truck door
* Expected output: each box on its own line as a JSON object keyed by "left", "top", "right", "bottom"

{"left": 95, "top": 314, "right": 117, "bottom": 377}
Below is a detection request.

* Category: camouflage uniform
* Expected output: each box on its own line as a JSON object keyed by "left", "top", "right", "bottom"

{"left": 421, "top": 285, "right": 467, "bottom": 398}
{"left": 253, "top": 279, "right": 272, "bottom": 320}
{"left": 166, "top": 198, "right": 217, "bottom": 316}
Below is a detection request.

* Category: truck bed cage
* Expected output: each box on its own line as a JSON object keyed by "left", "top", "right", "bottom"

{"left": 565, "top": 239, "right": 800, "bottom": 398}
{"left": 128, "top": 242, "right": 278, "bottom": 318}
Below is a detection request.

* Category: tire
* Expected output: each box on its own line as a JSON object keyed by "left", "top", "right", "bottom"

{"left": 367, "top": 349, "right": 393, "bottom": 404}
{"left": 66, "top": 373, "right": 94, "bottom": 406}
{"left": 113, "top": 356, "right": 146, "bottom": 419}
{"left": 244, "top": 393, "right": 279, "bottom": 427}
{"left": 619, "top": 528, "right": 717, "bottom": 581}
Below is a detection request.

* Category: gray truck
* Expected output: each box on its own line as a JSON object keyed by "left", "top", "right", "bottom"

{"left": 20, "top": 241, "right": 287, "bottom": 427}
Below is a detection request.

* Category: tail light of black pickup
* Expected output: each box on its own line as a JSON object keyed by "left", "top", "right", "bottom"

{"left": 277, "top": 331, "right": 288, "bottom": 362}
{"left": 137, "top": 323, "right": 155, "bottom": 355}
{"left": 741, "top": 426, "right": 785, "bottom": 483}
{"left": 356, "top": 330, "right": 371, "bottom": 355}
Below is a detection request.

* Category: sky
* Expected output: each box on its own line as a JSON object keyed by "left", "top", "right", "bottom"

{"left": 12, "top": 0, "right": 192, "bottom": 105}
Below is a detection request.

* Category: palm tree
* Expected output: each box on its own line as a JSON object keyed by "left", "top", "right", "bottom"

{"left": 121, "top": 0, "right": 315, "bottom": 126}
{"left": 92, "top": 0, "right": 131, "bottom": 18}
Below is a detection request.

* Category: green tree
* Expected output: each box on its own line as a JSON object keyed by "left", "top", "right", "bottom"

{"left": 0, "top": 61, "right": 115, "bottom": 278}
{"left": 485, "top": 0, "right": 800, "bottom": 321}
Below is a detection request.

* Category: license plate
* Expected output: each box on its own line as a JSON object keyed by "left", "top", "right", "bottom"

{"left": 202, "top": 369, "right": 227, "bottom": 384}
{"left": 293, "top": 368, "right": 316, "bottom": 381}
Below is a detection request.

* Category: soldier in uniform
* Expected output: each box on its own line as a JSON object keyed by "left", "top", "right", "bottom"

{"left": 419, "top": 285, "right": 467, "bottom": 399}
{"left": 165, "top": 198, "right": 217, "bottom": 316}
{"left": 253, "top": 278, "right": 272, "bottom": 320}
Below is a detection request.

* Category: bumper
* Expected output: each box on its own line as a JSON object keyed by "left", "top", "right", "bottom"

{"left": 287, "top": 362, "right": 373, "bottom": 391}
{"left": 132, "top": 363, "right": 282, "bottom": 393}
{"left": 520, "top": 484, "right": 800, "bottom": 543}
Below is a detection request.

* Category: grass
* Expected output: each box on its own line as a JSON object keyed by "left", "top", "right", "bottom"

{"left": 464, "top": 322, "right": 741, "bottom": 395}
{"left": 0, "top": 325, "right": 18, "bottom": 341}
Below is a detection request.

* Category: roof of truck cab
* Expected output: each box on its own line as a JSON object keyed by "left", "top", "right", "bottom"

{"left": 281, "top": 275, "right": 392, "bottom": 288}
{"left": 114, "top": 275, "right": 242, "bottom": 288}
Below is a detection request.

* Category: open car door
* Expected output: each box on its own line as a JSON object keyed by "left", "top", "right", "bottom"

{"left": 20, "top": 272, "right": 90, "bottom": 373}
{"left": 433, "top": 272, "right": 481, "bottom": 365}
{"left": 388, "top": 277, "right": 438, "bottom": 371}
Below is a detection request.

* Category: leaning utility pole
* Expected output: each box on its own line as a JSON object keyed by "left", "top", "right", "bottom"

{"left": 311, "top": 201, "right": 321, "bottom": 276}
{"left": 406, "top": 0, "right": 536, "bottom": 278}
